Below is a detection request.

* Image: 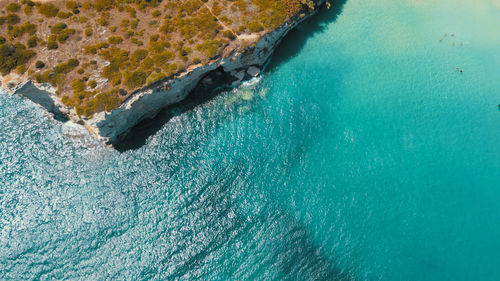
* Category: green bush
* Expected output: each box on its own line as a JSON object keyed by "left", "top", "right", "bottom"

{"left": 223, "top": 30, "right": 236, "bottom": 40}
{"left": 51, "top": 23, "right": 67, "bottom": 34}
{"left": 71, "top": 79, "right": 86, "bottom": 92}
{"left": 146, "top": 72, "right": 165, "bottom": 85}
{"left": 27, "top": 36, "right": 37, "bottom": 48}
{"left": 98, "top": 17, "right": 109, "bottom": 26}
{"left": 57, "top": 29, "right": 76, "bottom": 43}
{"left": 195, "top": 40, "right": 222, "bottom": 58}
{"left": 6, "top": 13, "right": 21, "bottom": 25}
{"left": 37, "top": 3, "right": 59, "bottom": 17}
{"left": 23, "top": 5, "right": 33, "bottom": 15}
{"left": 124, "top": 70, "right": 147, "bottom": 90}
{"left": 16, "top": 64, "right": 27, "bottom": 74}
{"left": 0, "top": 43, "right": 36, "bottom": 75}
{"left": 152, "top": 10, "right": 161, "bottom": 17}
{"left": 84, "top": 27, "right": 92, "bottom": 36}
{"left": 54, "top": 58, "right": 79, "bottom": 75}
{"left": 93, "top": 0, "right": 113, "bottom": 11}
{"left": 247, "top": 21, "right": 264, "bottom": 32}
{"left": 35, "top": 60, "right": 45, "bottom": 69}
{"left": 57, "top": 11, "right": 73, "bottom": 19}
{"left": 132, "top": 49, "right": 148, "bottom": 61}
{"left": 65, "top": 1, "right": 79, "bottom": 10}
{"left": 8, "top": 21, "right": 37, "bottom": 40}
{"left": 6, "top": 3, "right": 21, "bottom": 12}
{"left": 108, "top": 36, "right": 123, "bottom": 44}
{"left": 47, "top": 35, "right": 58, "bottom": 49}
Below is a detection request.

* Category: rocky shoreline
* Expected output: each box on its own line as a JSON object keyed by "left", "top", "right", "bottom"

{"left": 1, "top": 2, "right": 325, "bottom": 145}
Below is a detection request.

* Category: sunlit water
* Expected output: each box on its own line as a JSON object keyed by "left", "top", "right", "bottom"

{"left": 2, "top": 0, "right": 500, "bottom": 280}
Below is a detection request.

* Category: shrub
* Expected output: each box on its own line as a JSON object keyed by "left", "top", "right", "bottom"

{"left": 196, "top": 40, "right": 222, "bottom": 58}
{"left": 108, "top": 36, "right": 123, "bottom": 44}
{"left": 6, "top": 3, "right": 21, "bottom": 12}
{"left": 47, "top": 41, "right": 58, "bottom": 50}
{"left": 7, "top": 21, "right": 37, "bottom": 40}
{"left": 81, "top": 2, "right": 93, "bottom": 10}
{"left": 57, "top": 11, "right": 73, "bottom": 19}
{"left": 51, "top": 23, "right": 68, "bottom": 34}
{"left": 71, "top": 79, "right": 86, "bottom": 92}
{"left": 82, "top": 27, "right": 91, "bottom": 37}
{"left": 120, "top": 19, "right": 129, "bottom": 28}
{"left": 124, "top": 70, "right": 147, "bottom": 90}
{"left": 37, "top": 3, "right": 59, "bottom": 17}
{"left": 27, "top": 36, "right": 37, "bottom": 48}
{"left": 223, "top": 30, "right": 236, "bottom": 40}
{"left": 146, "top": 72, "right": 165, "bottom": 85}
{"left": 247, "top": 21, "right": 264, "bottom": 32}
{"left": 16, "top": 64, "right": 27, "bottom": 74}
{"left": 65, "top": 1, "right": 79, "bottom": 10}
{"left": 6, "top": 13, "right": 20, "bottom": 25}
{"left": 47, "top": 35, "right": 58, "bottom": 49}
{"left": 35, "top": 60, "right": 45, "bottom": 69}
{"left": 23, "top": 5, "right": 33, "bottom": 15}
{"left": 98, "top": 17, "right": 109, "bottom": 26}
{"left": 93, "top": 0, "right": 113, "bottom": 11}
{"left": 179, "top": 47, "right": 192, "bottom": 57}
{"left": 54, "top": 58, "right": 79, "bottom": 74}
{"left": 130, "top": 19, "right": 139, "bottom": 29}
{"left": 88, "top": 80, "right": 97, "bottom": 88}
{"left": 57, "top": 29, "right": 76, "bottom": 43}
{"left": 0, "top": 43, "right": 36, "bottom": 75}
{"left": 132, "top": 49, "right": 148, "bottom": 61}
{"left": 21, "top": 0, "right": 35, "bottom": 6}
{"left": 78, "top": 16, "right": 88, "bottom": 23}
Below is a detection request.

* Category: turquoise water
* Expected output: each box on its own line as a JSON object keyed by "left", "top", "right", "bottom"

{"left": 2, "top": 0, "right": 500, "bottom": 279}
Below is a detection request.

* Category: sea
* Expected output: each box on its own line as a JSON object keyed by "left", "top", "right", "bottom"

{"left": 1, "top": 0, "right": 500, "bottom": 279}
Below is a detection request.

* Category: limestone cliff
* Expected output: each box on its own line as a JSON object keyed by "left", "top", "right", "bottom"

{"left": 1, "top": 1, "right": 326, "bottom": 145}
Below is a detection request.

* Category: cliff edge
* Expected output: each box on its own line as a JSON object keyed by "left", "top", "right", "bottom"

{"left": 0, "top": 0, "right": 327, "bottom": 144}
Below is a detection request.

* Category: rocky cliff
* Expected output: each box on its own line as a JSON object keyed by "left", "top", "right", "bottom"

{"left": 2, "top": 1, "right": 326, "bottom": 145}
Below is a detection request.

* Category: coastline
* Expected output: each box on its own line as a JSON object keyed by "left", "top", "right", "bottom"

{"left": 0, "top": 1, "right": 326, "bottom": 145}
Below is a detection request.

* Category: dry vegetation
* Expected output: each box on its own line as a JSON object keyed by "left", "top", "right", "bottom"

{"left": 0, "top": 0, "right": 319, "bottom": 117}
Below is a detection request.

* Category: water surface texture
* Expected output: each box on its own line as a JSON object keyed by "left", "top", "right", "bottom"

{"left": 2, "top": 0, "right": 500, "bottom": 280}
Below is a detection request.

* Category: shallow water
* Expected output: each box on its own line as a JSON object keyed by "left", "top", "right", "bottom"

{"left": 2, "top": 0, "right": 500, "bottom": 280}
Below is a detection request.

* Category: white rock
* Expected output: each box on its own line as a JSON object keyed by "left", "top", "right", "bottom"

{"left": 233, "top": 70, "right": 245, "bottom": 81}
{"left": 247, "top": 66, "right": 261, "bottom": 77}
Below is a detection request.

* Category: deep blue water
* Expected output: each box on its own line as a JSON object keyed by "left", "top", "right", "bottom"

{"left": 2, "top": 0, "right": 500, "bottom": 280}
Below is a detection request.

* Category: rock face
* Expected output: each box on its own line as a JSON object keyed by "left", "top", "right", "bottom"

{"left": 3, "top": 3, "right": 325, "bottom": 144}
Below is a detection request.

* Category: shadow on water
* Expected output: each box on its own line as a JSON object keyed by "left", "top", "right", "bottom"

{"left": 112, "top": 68, "right": 234, "bottom": 152}
{"left": 113, "top": 0, "right": 348, "bottom": 152}
{"left": 149, "top": 157, "right": 354, "bottom": 280}
{"left": 265, "top": 212, "right": 355, "bottom": 281}
{"left": 267, "top": 0, "right": 348, "bottom": 72}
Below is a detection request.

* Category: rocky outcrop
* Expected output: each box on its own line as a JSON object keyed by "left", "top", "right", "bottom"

{"left": 2, "top": 2, "right": 325, "bottom": 145}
